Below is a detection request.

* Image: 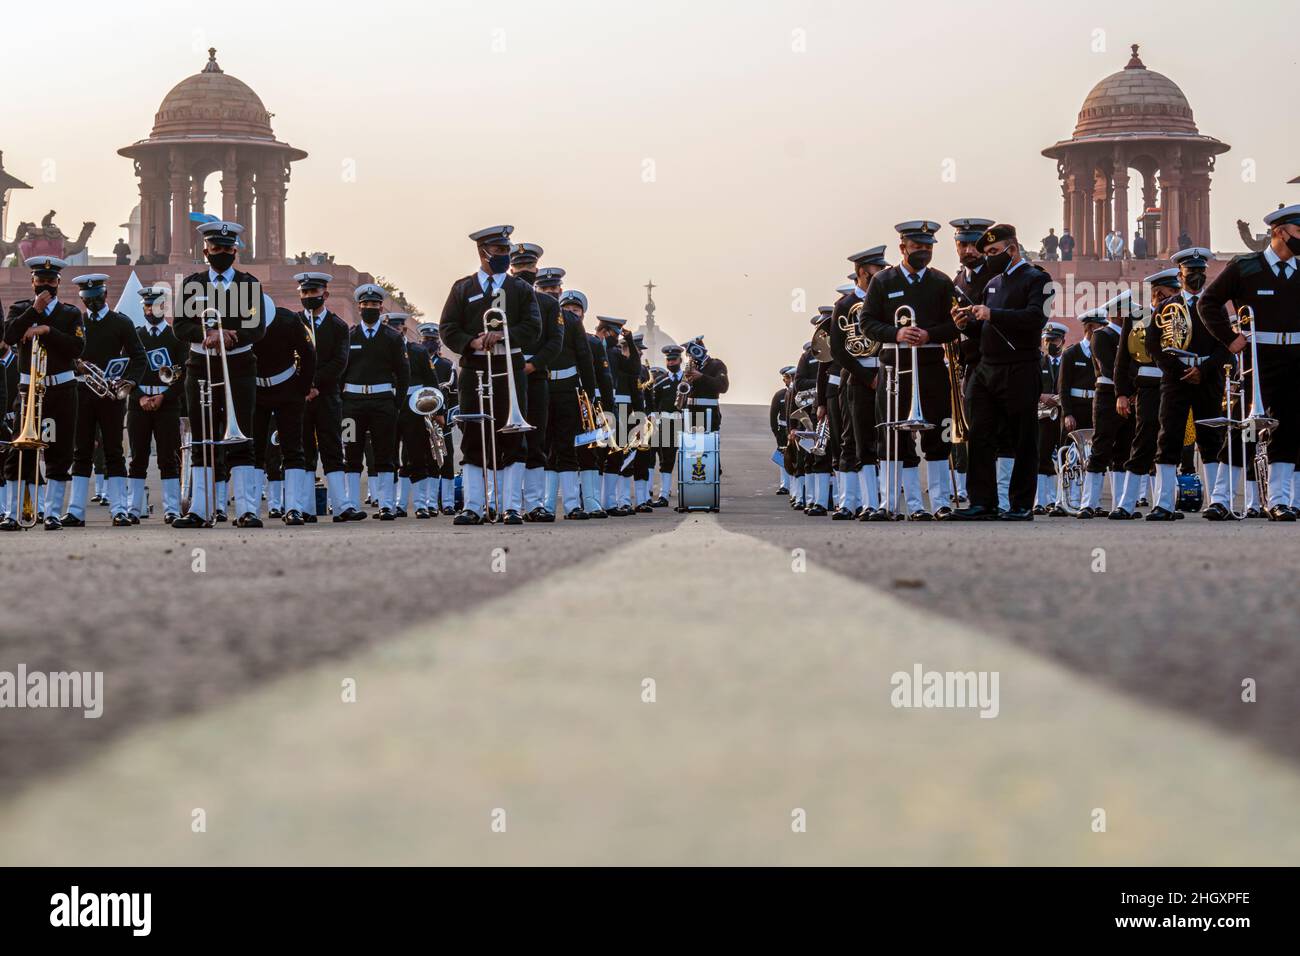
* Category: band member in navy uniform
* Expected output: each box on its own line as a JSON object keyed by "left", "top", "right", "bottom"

{"left": 595, "top": 316, "right": 639, "bottom": 515}
{"left": 860, "top": 220, "right": 959, "bottom": 519}
{"left": 64, "top": 273, "right": 145, "bottom": 526}
{"left": 1034, "top": 322, "right": 1067, "bottom": 513}
{"left": 567, "top": 292, "right": 612, "bottom": 517}
{"left": 949, "top": 218, "right": 997, "bottom": 506}
{"left": 507, "top": 246, "right": 564, "bottom": 520}
{"left": 1144, "top": 248, "right": 1227, "bottom": 520}
{"left": 652, "top": 345, "right": 688, "bottom": 507}
{"left": 339, "top": 284, "right": 409, "bottom": 521}
{"left": 945, "top": 224, "right": 1052, "bottom": 521}
{"left": 770, "top": 365, "right": 794, "bottom": 495}
{"left": 1076, "top": 294, "right": 1136, "bottom": 517}
{"left": 296, "top": 272, "right": 348, "bottom": 523}
{"left": 172, "top": 221, "right": 269, "bottom": 528}
{"left": 250, "top": 305, "right": 316, "bottom": 526}
{"left": 2, "top": 256, "right": 85, "bottom": 531}
{"left": 390, "top": 313, "right": 436, "bottom": 518}
{"left": 128, "top": 286, "right": 185, "bottom": 522}
{"left": 1053, "top": 310, "right": 1102, "bottom": 515}
{"left": 438, "top": 224, "right": 541, "bottom": 525}
{"left": 1200, "top": 204, "right": 1300, "bottom": 520}
{"left": 0, "top": 337, "right": 14, "bottom": 521}
{"left": 420, "top": 322, "right": 457, "bottom": 515}
{"left": 1110, "top": 269, "right": 1178, "bottom": 519}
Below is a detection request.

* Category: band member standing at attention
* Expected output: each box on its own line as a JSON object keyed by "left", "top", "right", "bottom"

{"left": 64, "top": 273, "right": 145, "bottom": 527}
{"left": 250, "top": 305, "right": 316, "bottom": 527}
{"left": 1199, "top": 204, "right": 1300, "bottom": 521}
{"left": 438, "top": 224, "right": 542, "bottom": 525}
{"left": 770, "top": 365, "right": 794, "bottom": 495}
{"left": 651, "top": 345, "right": 688, "bottom": 507}
{"left": 1034, "top": 322, "right": 1067, "bottom": 514}
{"left": 535, "top": 274, "right": 597, "bottom": 519}
{"left": 860, "top": 220, "right": 959, "bottom": 519}
{"left": 786, "top": 337, "right": 820, "bottom": 511}
{"left": 295, "top": 272, "right": 348, "bottom": 523}
{"left": 832, "top": 247, "right": 890, "bottom": 520}
{"left": 1145, "top": 248, "right": 1228, "bottom": 521}
{"left": 2, "top": 257, "right": 85, "bottom": 532}
{"left": 946, "top": 224, "right": 1053, "bottom": 521}
{"left": 172, "top": 221, "right": 269, "bottom": 528}
{"left": 390, "top": 313, "right": 436, "bottom": 518}
{"left": 507, "top": 247, "right": 564, "bottom": 521}
{"left": 569, "top": 293, "right": 612, "bottom": 517}
{"left": 949, "top": 219, "right": 997, "bottom": 506}
{"left": 594, "top": 316, "right": 638, "bottom": 515}
{"left": 338, "top": 285, "right": 409, "bottom": 522}
{"left": 0, "top": 338, "right": 14, "bottom": 520}
{"left": 1052, "top": 310, "right": 1101, "bottom": 515}
{"left": 127, "top": 286, "right": 185, "bottom": 523}
{"left": 420, "top": 322, "right": 457, "bottom": 515}
{"left": 820, "top": 296, "right": 854, "bottom": 518}
{"left": 1110, "top": 270, "right": 1179, "bottom": 519}
{"left": 1076, "top": 294, "right": 1136, "bottom": 517}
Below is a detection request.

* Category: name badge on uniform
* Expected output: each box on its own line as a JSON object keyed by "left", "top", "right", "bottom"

{"left": 1257, "top": 289, "right": 1274, "bottom": 296}
{"left": 1074, "top": 361, "right": 1087, "bottom": 367}
{"left": 104, "top": 357, "right": 129, "bottom": 380}
{"left": 147, "top": 347, "right": 171, "bottom": 371}
{"left": 888, "top": 290, "right": 904, "bottom": 299}
{"left": 468, "top": 293, "right": 484, "bottom": 303}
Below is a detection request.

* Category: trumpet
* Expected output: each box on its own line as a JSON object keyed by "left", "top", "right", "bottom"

{"left": 75, "top": 359, "right": 133, "bottom": 401}
{"left": 158, "top": 364, "right": 184, "bottom": 385}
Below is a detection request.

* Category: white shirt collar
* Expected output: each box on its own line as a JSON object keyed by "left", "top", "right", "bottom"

{"left": 854, "top": 284, "right": 867, "bottom": 299}
{"left": 1080, "top": 338, "right": 1092, "bottom": 358}
{"left": 901, "top": 264, "right": 927, "bottom": 283}
{"left": 476, "top": 269, "right": 505, "bottom": 290}
{"left": 209, "top": 267, "right": 235, "bottom": 284}
{"left": 87, "top": 304, "right": 109, "bottom": 322}
{"left": 1105, "top": 321, "right": 1123, "bottom": 336}
{"left": 1264, "top": 244, "right": 1294, "bottom": 274}
{"left": 43, "top": 296, "right": 59, "bottom": 316}
{"left": 1005, "top": 257, "right": 1027, "bottom": 276}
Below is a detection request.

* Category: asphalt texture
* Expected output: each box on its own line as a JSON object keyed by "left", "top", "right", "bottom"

{"left": 1, "top": 404, "right": 1297, "bottom": 865}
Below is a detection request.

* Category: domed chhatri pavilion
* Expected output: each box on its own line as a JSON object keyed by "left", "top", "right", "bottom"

{"left": 1043, "top": 45, "right": 1229, "bottom": 259}
{"left": 118, "top": 49, "right": 306, "bottom": 265}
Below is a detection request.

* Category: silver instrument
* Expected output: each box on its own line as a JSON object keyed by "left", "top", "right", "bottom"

{"left": 158, "top": 364, "right": 184, "bottom": 385}
{"left": 409, "top": 385, "right": 448, "bottom": 468}
{"left": 75, "top": 359, "right": 133, "bottom": 401}
{"left": 884, "top": 305, "right": 934, "bottom": 434}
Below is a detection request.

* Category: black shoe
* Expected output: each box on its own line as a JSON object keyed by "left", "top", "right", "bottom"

{"left": 453, "top": 510, "right": 483, "bottom": 525}
{"left": 635, "top": 503, "right": 654, "bottom": 513}
{"left": 172, "top": 512, "right": 208, "bottom": 528}
{"left": 111, "top": 512, "right": 132, "bottom": 527}
{"left": 776, "top": 487, "right": 789, "bottom": 495}
{"left": 831, "top": 507, "right": 855, "bottom": 520}
{"left": 503, "top": 509, "right": 524, "bottom": 525}
{"left": 43, "top": 514, "right": 62, "bottom": 531}
{"left": 650, "top": 496, "right": 669, "bottom": 508}
{"left": 805, "top": 503, "right": 828, "bottom": 516}
{"left": 1267, "top": 504, "right": 1297, "bottom": 522}
{"left": 0, "top": 517, "right": 20, "bottom": 531}
{"left": 1245, "top": 507, "right": 1265, "bottom": 519}
{"left": 587, "top": 508, "right": 608, "bottom": 519}
{"left": 941, "top": 505, "right": 1000, "bottom": 521}
{"left": 414, "top": 508, "right": 430, "bottom": 519}
{"left": 538, "top": 510, "right": 557, "bottom": 523}
{"left": 1172, "top": 510, "right": 1185, "bottom": 519}
{"left": 347, "top": 507, "right": 368, "bottom": 521}
{"left": 1145, "top": 506, "right": 1177, "bottom": 521}
{"left": 999, "top": 507, "right": 1034, "bottom": 521}
{"left": 856, "top": 507, "right": 873, "bottom": 521}
{"left": 792, "top": 500, "right": 805, "bottom": 511}
{"left": 1107, "top": 507, "right": 1135, "bottom": 520}
{"left": 304, "top": 512, "right": 318, "bottom": 523}
{"left": 908, "top": 509, "right": 934, "bottom": 521}
{"left": 267, "top": 507, "right": 284, "bottom": 520}
{"left": 440, "top": 506, "right": 456, "bottom": 516}
{"left": 332, "top": 507, "right": 358, "bottom": 523}
{"left": 566, "top": 508, "right": 589, "bottom": 520}
{"left": 1136, "top": 497, "right": 1150, "bottom": 508}
{"left": 129, "top": 513, "right": 140, "bottom": 524}
{"left": 1032, "top": 504, "right": 1047, "bottom": 515}
{"left": 213, "top": 510, "right": 228, "bottom": 523}
{"left": 60, "top": 513, "right": 85, "bottom": 528}
{"left": 1075, "top": 507, "right": 1096, "bottom": 519}
{"left": 283, "top": 510, "right": 304, "bottom": 526}
{"left": 867, "top": 507, "right": 893, "bottom": 522}
{"left": 164, "top": 512, "right": 179, "bottom": 525}
{"left": 610, "top": 505, "right": 634, "bottom": 517}
{"left": 1047, "top": 503, "right": 1069, "bottom": 517}
{"left": 234, "top": 513, "right": 264, "bottom": 528}
{"left": 377, "top": 507, "right": 395, "bottom": 521}
{"left": 1199, "top": 502, "right": 1233, "bottom": 520}
{"left": 934, "top": 506, "right": 954, "bottom": 519}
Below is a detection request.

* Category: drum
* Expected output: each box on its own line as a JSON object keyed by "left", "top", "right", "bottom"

{"left": 676, "top": 430, "right": 720, "bottom": 512}
{"left": 1176, "top": 472, "right": 1204, "bottom": 512}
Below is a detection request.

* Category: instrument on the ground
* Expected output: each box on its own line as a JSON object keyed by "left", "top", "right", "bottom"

{"left": 75, "top": 359, "right": 133, "bottom": 400}
{"left": 1154, "top": 299, "right": 1196, "bottom": 361}
{"left": 676, "top": 428, "right": 720, "bottom": 512}
{"left": 1054, "top": 427, "right": 1093, "bottom": 515}
{"left": 11, "top": 335, "right": 49, "bottom": 527}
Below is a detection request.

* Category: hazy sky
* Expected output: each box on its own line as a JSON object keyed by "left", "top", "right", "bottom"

{"left": 2, "top": 0, "right": 1295, "bottom": 402}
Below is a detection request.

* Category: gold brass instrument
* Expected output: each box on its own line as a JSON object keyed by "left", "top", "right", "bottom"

{"left": 1127, "top": 307, "right": 1153, "bottom": 365}
{"left": 75, "top": 359, "right": 133, "bottom": 401}
{"left": 674, "top": 353, "right": 695, "bottom": 410}
{"left": 1154, "top": 299, "right": 1195, "bottom": 359}
{"left": 576, "top": 389, "right": 613, "bottom": 447}
{"left": 810, "top": 324, "right": 834, "bottom": 363}
{"left": 942, "top": 300, "right": 969, "bottom": 444}
{"left": 408, "top": 386, "right": 447, "bottom": 468}
{"left": 11, "top": 335, "right": 49, "bottom": 527}
{"left": 841, "top": 301, "right": 881, "bottom": 359}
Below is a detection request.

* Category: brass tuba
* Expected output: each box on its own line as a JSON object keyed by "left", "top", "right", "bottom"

{"left": 1127, "top": 307, "right": 1154, "bottom": 365}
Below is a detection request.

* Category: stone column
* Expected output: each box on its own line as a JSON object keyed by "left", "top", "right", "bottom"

{"left": 167, "top": 149, "right": 190, "bottom": 266}
{"left": 254, "top": 158, "right": 287, "bottom": 264}
{"left": 1069, "top": 158, "right": 1087, "bottom": 258}
{"left": 1112, "top": 149, "right": 1130, "bottom": 259}
{"left": 253, "top": 168, "right": 270, "bottom": 264}
{"left": 137, "top": 162, "right": 159, "bottom": 259}
{"left": 221, "top": 148, "right": 239, "bottom": 225}
{"left": 237, "top": 168, "right": 256, "bottom": 260}
{"left": 189, "top": 174, "right": 207, "bottom": 261}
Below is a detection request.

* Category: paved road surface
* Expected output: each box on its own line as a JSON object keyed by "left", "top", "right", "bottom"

{"left": 2, "top": 405, "right": 1297, "bottom": 864}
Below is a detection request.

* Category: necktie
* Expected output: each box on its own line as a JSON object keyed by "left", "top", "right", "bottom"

{"left": 152, "top": 328, "right": 160, "bottom": 338}
{"left": 483, "top": 275, "right": 493, "bottom": 296}
{"left": 908, "top": 273, "right": 920, "bottom": 285}
{"left": 1280, "top": 262, "right": 1292, "bottom": 282}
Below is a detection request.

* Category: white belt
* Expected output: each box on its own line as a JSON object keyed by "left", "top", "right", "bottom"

{"left": 1137, "top": 366, "right": 1163, "bottom": 379}
{"left": 523, "top": 353, "right": 534, "bottom": 361}
{"left": 1095, "top": 376, "right": 1115, "bottom": 386}
{"left": 857, "top": 356, "right": 880, "bottom": 368}
{"left": 614, "top": 393, "right": 631, "bottom": 403}
{"left": 343, "top": 383, "right": 395, "bottom": 395}
{"left": 882, "top": 343, "right": 943, "bottom": 350}
{"left": 1177, "top": 355, "right": 1207, "bottom": 367}
{"left": 1068, "top": 387, "right": 1095, "bottom": 398}
{"left": 690, "top": 398, "right": 719, "bottom": 406}
{"left": 22, "top": 370, "right": 75, "bottom": 386}
{"left": 1249, "top": 331, "right": 1300, "bottom": 346}
{"left": 256, "top": 365, "right": 296, "bottom": 388}
{"left": 827, "top": 374, "right": 842, "bottom": 386}
{"left": 190, "top": 343, "right": 252, "bottom": 357}
{"left": 138, "top": 385, "right": 168, "bottom": 396}
{"left": 548, "top": 366, "right": 577, "bottom": 381}
{"left": 471, "top": 345, "right": 522, "bottom": 357}
{"left": 407, "top": 384, "right": 428, "bottom": 396}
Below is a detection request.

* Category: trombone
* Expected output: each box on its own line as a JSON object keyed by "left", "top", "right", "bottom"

{"left": 181, "top": 306, "right": 251, "bottom": 524}
{"left": 880, "top": 305, "right": 934, "bottom": 516}
{"left": 10, "top": 334, "right": 48, "bottom": 527}
{"left": 1236, "top": 306, "right": 1276, "bottom": 507}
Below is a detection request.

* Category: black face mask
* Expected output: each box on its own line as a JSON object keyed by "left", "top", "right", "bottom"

{"left": 985, "top": 248, "right": 1013, "bottom": 274}
{"left": 487, "top": 253, "right": 511, "bottom": 275}
{"left": 34, "top": 284, "right": 57, "bottom": 298}
{"left": 514, "top": 270, "right": 537, "bottom": 286}
{"left": 906, "top": 249, "right": 932, "bottom": 272}
{"left": 359, "top": 307, "right": 382, "bottom": 325}
{"left": 1286, "top": 235, "right": 1300, "bottom": 257}
{"left": 301, "top": 296, "right": 325, "bottom": 311}
{"left": 1047, "top": 341, "right": 1062, "bottom": 356}
{"left": 206, "top": 250, "right": 237, "bottom": 273}
{"left": 1183, "top": 272, "right": 1206, "bottom": 292}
